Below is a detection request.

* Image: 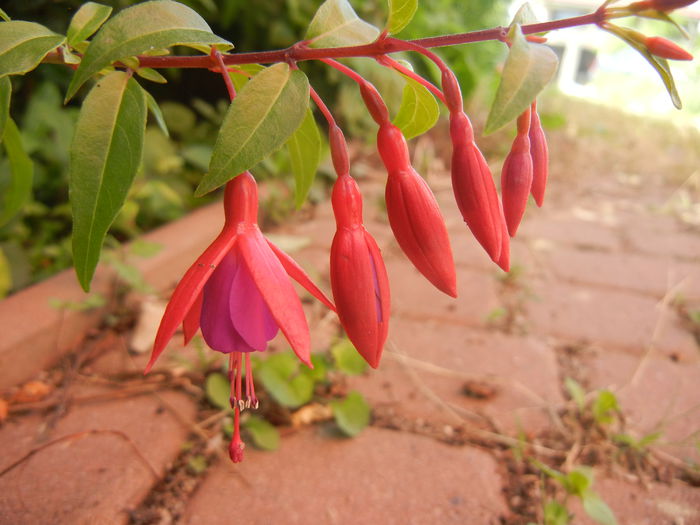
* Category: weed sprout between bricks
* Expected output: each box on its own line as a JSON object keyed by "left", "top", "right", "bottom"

{"left": 0, "top": 0, "right": 696, "bottom": 463}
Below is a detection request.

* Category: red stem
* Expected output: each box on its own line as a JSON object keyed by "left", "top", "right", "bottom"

{"left": 321, "top": 58, "right": 369, "bottom": 86}
{"left": 377, "top": 56, "right": 447, "bottom": 105}
{"left": 309, "top": 85, "right": 336, "bottom": 127}
{"left": 212, "top": 49, "right": 237, "bottom": 101}
{"left": 43, "top": 11, "right": 604, "bottom": 70}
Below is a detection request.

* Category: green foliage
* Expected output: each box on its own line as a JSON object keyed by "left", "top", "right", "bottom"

{"left": 69, "top": 71, "right": 147, "bottom": 291}
{"left": 66, "top": 2, "right": 112, "bottom": 47}
{"left": 198, "top": 63, "right": 309, "bottom": 195}
{"left": 255, "top": 352, "right": 316, "bottom": 408}
{"left": 306, "top": 0, "right": 380, "bottom": 48}
{"left": 543, "top": 500, "right": 570, "bottom": 525}
{"left": 65, "top": 0, "right": 231, "bottom": 100}
{"left": 331, "top": 338, "right": 369, "bottom": 376}
{"left": 0, "top": 118, "right": 33, "bottom": 228}
{"left": 392, "top": 74, "right": 439, "bottom": 140}
{"left": 591, "top": 389, "right": 620, "bottom": 426}
{"left": 0, "top": 76, "right": 10, "bottom": 139}
{"left": 0, "top": 21, "right": 65, "bottom": 78}
{"left": 205, "top": 371, "right": 231, "bottom": 410}
{"left": 287, "top": 108, "right": 322, "bottom": 208}
{"left": 243, "top": 416, "right": 280, "bottom": 450}
{"left": 386, "top": 0, "right": 418, "bottom": 35}
{"left": 331, "top": 390, "right": 371, "bottom": 436}
{"left": 484, "top": 24, "right": 558, "bottom": 134}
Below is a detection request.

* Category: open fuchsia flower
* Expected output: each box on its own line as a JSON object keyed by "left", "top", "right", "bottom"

{"left": 145, "top": 171, "right": 334, "bottom": 462}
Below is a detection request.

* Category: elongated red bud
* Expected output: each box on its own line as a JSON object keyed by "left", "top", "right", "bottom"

{"left": 529, "top": 102, "right": 549, "bottom": 207}
{"left": 376, "top": 123, "right": 411, "bottom": 175}
{"left": 330, "top": 175, "right": 390, "bottom": 368}
{"left": 644, "top": 0, "right": 697, "bottom": 10}
{"left": 501, "top": 137, "right": 533, "bottom": 238}
{"left": 449, "top": 111, "right": 503, "bottom": 262}
{"left": 385, "top": 168, "right": 457, "bottom": 297}
{"left": 329, "top": 125, "right": 350, "bottom": 176}
{"left": 645, "top": 36, "right": 693, "bottom": 60}
{"left": 360, "top": 83, "right": 390, "bottom": 124}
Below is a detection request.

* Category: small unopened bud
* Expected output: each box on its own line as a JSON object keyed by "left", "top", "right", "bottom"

{"left": 645, "top": 36, "right": 693, "bottom": 61}
{"left": 360, "top": 84, "right": 390, "bottom": 124}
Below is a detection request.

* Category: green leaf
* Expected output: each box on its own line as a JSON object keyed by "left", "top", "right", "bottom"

{"left": 198, "top": 64, "right": 309, "bottom": 196}
{"left": 242, "top": 416, "right": 280, "bottom": 451}
{"left": 229, "top": 63, "right": 265, "bottom": 92}
{"left": 255, "top": 353, "right": 314, "bottom": 408}
{"left": 509, "top": 3, "right": 538, "bottom": 26}
{"left": 306, "top": 0, "right": 380, "bottom": 48}
{"left": 331, "top": 338, "right": 368, "bottom": 376}
{"left": 331, "top": 391, "right": 371, "bottom": 437}
{"left": 592, "top": 389, "right": 619, "bottom": 425}
{"left": 309, "top": 353, "right": 330, "bottom": 382}
{"left": 0, "top": 21, "right": 65, "bottom": 78}
{"left": 65, "top": 0, "right": 232, "bottom": 101}
{"left": 484, "top": 25, "right": 558, "bottom": 134}
{"left": 564, "top": 377, "right": 586, "bottom": 412}
{"left": 0, "top": 248, "right": 11, "bottom": 298}
{"left": 69, "top": 71, "right": 147, "bottom": 291}
{"left": 0, "top": 76, "right": 10, "bottom": 140}
{"left": 0, "top": 9, "right": 9, "bottom": 22}
{"left": 129, "top": 239, "right": 162, "bottom": 258}
{"left": 143, "top": 88, "right": 169, "bottom": 137}
{"left": 582, "top": 492, "right": 617, "bottom": 525}
{"left": 287, "top": 108, "right": 321, "bottom": 208}
{"left": 66, "top": 2, "right": 113, "bottom": 46}
{"left": 0, "top": 118, "right": 33, "bottom": 228}
{"left": 386, "top": 0, "right": 418, "bottom": 34}
{"left": 564, "top": 467, "right": 593, "bottom": 496}
{"left": 136, "top": 67, "right": 167, "bottom": 84}
{"left": 544, "top": 500, "right": 570, "bottom": 525}
{"left": 205, "top": 372, "right": 231, "bottom": 410}
{"left": 392, "top": 75, "right": 439, "bottom": 140}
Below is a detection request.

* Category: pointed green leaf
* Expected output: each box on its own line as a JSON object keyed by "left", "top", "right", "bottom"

{"left": 582, "top": 492, "right": 618, "bottom": 525}
{"left": 198, "top": 63, "right": 309, "bottom": 196}
{"left": 143, "top": 88, "right": 169, "bottom": 137}
{"left": 0, "top": 76, "right": 10, "bottom": 140}
{"left": 484, "top": 25, "right": 558, "bottom": 134}
{"left": 205, "top": 372, "right": 231, "bottom": 410}
{"left": 242, "top": 416, "right": 280, "bottom": 451}
{"left": 0, "top": 21, "right": 65, "bottom": 78}
{"left": 66, "top": 0, "right": 232, "bottom": 101}
{"left": 0, "top": 9, "right": 9, "bottom": 22}
{"left": 392, "top": 75, "right": 439, "bottom": 140}
{"left": 287, "top": 108, "right": 321, "bottom": 208}
{"left": 331, "top": 391, "right": 371, "bottom": 437}
{"left": 386, "top": 0, "right": 418, "bottom": 34}
{"left": 509, "top": 3, "right": 538, "bottom": 26}
{"left": 136, "top": 67, "right": 167, "bottom": 84}
{"left": 0, "top": 118, "right": 33, "bottom": 227}
{"left": 66, "top": 2, "right": 113, "bottom": 46}
{"left": 306, "top": 0, "right": 380, "bottom": 48}
{"left": 70, "top": 71, "right": 147, "bottom": 291}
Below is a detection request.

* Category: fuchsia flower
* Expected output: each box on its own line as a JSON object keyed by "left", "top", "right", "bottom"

{"left": 529, "top": 101, "right": 549, "bottom": 207}
{"left": 330, "top": 176, "right": 390, "bottom": 368}
{"left": 328, "top": 124, "right": 390, "bottom": 368}
{"left": 645, "top": 36, "right": 693, "bottom": 61}
{"left": 501, "top": 108, "right": 534, "bottom": 237}
{"left": 442, "top": 69, "right": 508, "bottom": 267}
{"left": 145, "top": 171, "right": 333, "bottom": 462}
{"left": 377, "top": 123, "right": 457, "bottom": 298}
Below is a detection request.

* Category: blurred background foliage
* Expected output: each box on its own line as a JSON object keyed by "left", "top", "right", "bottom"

{"left": 0, "top": 0, "right": 509, "bottom": 296}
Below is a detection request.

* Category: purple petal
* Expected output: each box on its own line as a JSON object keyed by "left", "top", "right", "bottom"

{"left": 200, "top": 252, "right": 255, "bottom": 354}
{"left": 229, "top": 258, "right": 279, "bottom": 351}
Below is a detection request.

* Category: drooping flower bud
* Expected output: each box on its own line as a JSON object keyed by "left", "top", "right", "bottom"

{"left": 330, "top": 175, "right": 390, "bottom": 368}
{"left": 630, "top": 0, "right": 698, "bottom": 11}
{"left": 529, "top": 101, "right": 549, "bottom": 207}
{"left": 449, "top": 111, "right": 505, "bottom": 262}
{"left": 501, "top": 109, "right": 533, "bottom": 237}
{"left": 376, "top": 123, "right": 457, "bottom": 297}
{"left": 645, "top": 36, "right": 693, "bottom": 61}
